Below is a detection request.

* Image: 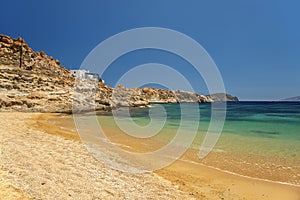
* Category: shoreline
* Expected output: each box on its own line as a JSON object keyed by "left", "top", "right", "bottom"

{"left": 1, "top": 112, "right": 299, "bottom": 199}
{"left": 156, "top": 159, "right": 300, "bottom": 200}
{"left": 48, "top": 111, "right": 300, "bottom": 187}
{"left": 41, "top": 113, "right": 300, "bottom": 199}
{"left": 180, "top": 158, "right": 300, "bottom": 188}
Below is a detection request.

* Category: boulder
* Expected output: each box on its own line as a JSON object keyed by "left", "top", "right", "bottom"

{"left": 0, "top": 35, "right": 13, "bottom": 44}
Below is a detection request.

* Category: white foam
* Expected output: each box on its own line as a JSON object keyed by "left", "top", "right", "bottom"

{"left": 179, "top": 158, "right": 300, "bottom": 187}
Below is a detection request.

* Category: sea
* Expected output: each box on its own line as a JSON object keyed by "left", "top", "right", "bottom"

{"left": 59, "top": 101, "right": 300, "bottom": 186}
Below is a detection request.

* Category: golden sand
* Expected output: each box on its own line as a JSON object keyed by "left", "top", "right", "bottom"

{"left": 0, "top": 113, "right": 192, "bottom": 199}
{"left": 43, "top": 113, "right": 300, "bottom": 200}
{"left": 1, "top": 112, "right": 299, "bottom": 199}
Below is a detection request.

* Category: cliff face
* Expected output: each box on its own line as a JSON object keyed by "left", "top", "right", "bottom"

{"left": 0, "top": 34, "right": 235, "bottom": 113}
{"left": 207, "top": 93, "right": 239, "bottom": 102}
{"left": 0, "top": 34, "right": 112, "bottom": 113}
{"left": 110, "top": 85, "right": 213, "bottom": 108}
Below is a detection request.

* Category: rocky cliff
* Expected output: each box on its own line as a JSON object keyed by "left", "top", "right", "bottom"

{"left": 207, "top": 93, "right": 239, "bottom": 102}
{"left": 110, "top": 85, "right": 213, "bottom": 108}
{"left": 0, "top": 34, "right": 112, "bottom": 113}
{"left": 0, "top": 34, "right": 235, "bottom": 113}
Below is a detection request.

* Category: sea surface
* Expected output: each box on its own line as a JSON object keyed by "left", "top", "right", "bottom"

{"left": 111, "top": 101, "right": 300, "bottom": 158}
{"left": 59, "top": 102, "right": 300, "bottom": 186}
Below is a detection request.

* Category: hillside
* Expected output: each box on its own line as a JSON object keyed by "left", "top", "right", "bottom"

{"left": 207, "top": 93, "right": 239, "bottom": 102}
{"left": 0, "top": 34, "right": 112, "bottom": 113}
{"left": 0, "top": 34, "right": 236, "bottom": 113}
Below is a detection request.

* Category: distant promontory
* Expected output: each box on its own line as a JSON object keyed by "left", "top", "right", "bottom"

{"left": 281, "top": 96, "right": 300, "bottom": 102}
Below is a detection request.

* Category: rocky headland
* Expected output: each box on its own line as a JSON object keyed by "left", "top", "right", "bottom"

{"left": 0, "top": 34, "right": 237, "bottom": 113}
{"left": 207, "top": 93, "right": 239, "bottom": 102}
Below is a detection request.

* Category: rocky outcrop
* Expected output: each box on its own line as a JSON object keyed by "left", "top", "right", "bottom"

{"left": 0, "top": 34, "right": 112, "bottom": 113}
{"left": 141, "top": 87, "right": 177, "bottom": 104}
{"left": 0, "top": 34, "right": 238, "bottom": 113}
{"left": 207, "top": 93, "right": 239, "bottom": 102}
{"left": 110, "top": 85, "right": 148, "bottom": 108}
{"left": 0, "top": 35, "right": 72, "bottom": 112}
{"left": 110, "top": 86, "right": 213, "bottom": 108}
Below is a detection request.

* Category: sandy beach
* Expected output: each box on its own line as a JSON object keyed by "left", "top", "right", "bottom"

{"left": 1, "top": 112, "right": 299, "bottom": 200}
{"left": 0, "top": 113, "right": 193, "bottom": 199}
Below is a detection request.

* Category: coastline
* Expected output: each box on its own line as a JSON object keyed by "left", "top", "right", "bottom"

{"left": 39, "top": 113, "right": 300, "bottom": 199}
{"left": 1, "top": 112, "right": 299, "bottom": 199}
{"left": 157, "top": 159, "right": 300, "bottom": 200}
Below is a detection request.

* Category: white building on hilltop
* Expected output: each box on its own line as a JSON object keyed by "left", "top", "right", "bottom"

{"left": 70, "top": 70, "right": 89, "bottom": 79}
{"left": 70, "top": 69, "right": 103, "bottom": 82}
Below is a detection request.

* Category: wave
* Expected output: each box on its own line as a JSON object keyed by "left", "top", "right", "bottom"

{"left": 179, "top": 158, "right": 300, "bottom": 188}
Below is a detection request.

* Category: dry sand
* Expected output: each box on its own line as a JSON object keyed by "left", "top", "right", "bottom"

{"left": 1, "top": 112, "right": 299, "bottom": 200}
{"left": 0, "top": 113, "right": 193, "bottom": 199}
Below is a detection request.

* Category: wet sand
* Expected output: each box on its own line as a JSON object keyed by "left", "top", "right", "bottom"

{"left": 157, "top": 160, "right": 300, "bottom": 200}
{"left": 1, "top": 112, "right": 299, "bottom": 199}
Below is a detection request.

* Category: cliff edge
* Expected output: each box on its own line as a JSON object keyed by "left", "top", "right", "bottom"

{"left": 0, "top": 34, "right": 112, "bottom": 113}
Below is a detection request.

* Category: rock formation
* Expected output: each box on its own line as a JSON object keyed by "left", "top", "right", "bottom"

{"left": 0, "top": 34, "right": 237, "bottom": 113}
{"left": 207, "top": 93, "right": 239, "bottom": 102}
{"left": 109, "top": 85, "right": 215, "bottom": 108}
{"left": 0, "top": 34, "right": 112, "bottom": 113}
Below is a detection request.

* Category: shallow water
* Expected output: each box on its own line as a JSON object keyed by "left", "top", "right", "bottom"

{"left": 61, "top": 102, "right": 300, "bottom": 185}
{"left": 108, "top": 102, "right": 300, "bottom": 157}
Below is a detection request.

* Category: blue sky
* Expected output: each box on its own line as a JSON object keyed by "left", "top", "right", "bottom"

{"left": 1, "top": 0, "right": 300, "bottom": 100}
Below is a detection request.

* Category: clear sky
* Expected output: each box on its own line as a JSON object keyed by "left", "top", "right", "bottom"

{"left": 1, "top": 0, "right": 300, "bottom": 100}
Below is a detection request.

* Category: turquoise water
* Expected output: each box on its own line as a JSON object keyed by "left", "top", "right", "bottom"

{"left": 97, "top": 102, "right": 300, "bottom": 159}
{"left": 67, "top": 101, "right": 300, "bottom": 184}
{"left": 125, "top": 102, "right": 300, "bottom": 155}
{"left": 95, "top": 102, "right": 300, "bottom": 160}
{"left": 131, "top": 102, "right": 300, "bottom": 139}
{"left": 95, "top": 102, "right": 300, "bottom": 185}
